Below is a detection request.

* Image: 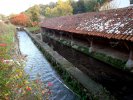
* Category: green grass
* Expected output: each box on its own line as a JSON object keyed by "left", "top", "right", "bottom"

{"left": 27, "top": 26, "right": 40, "bottom": 32}
{"left": 0, "top": 22, "right": 15, "bottom": 59}
{"left": 0, "top": 22, "right": 16, "bottom": 99}
{"left": 0, "top": 23, "right": 46, "bottom": 100}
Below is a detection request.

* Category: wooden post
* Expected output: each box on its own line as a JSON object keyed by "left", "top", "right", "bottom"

{"left": 52, "top": 31, "right": 55, "bottom": 38}
{"left": 89, "top": 38, "right": 94, "bottom": 53}
{"left": 126, "top": 45, "right": 133, "bottom": 69}
{"left": 40, "top": 32, "right": 43, "bottom": 41}
{"left": 70, "top": 34, "right": 74, "bottom": 46}
{"left": 40, "top": 27, "right": 43, "bottom": 33}
{"left": 59, "top": 31, "right": 62, "bottom": 40}
{"left": 40, "top": 27, "right": 45, "bottom": 42}
{"left": 36, "top": 33, "right": 42, "bottom": 41}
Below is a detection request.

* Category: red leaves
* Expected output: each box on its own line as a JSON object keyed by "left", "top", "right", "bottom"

{"left": 26, "top": 86, "right": 32, "bottom": 91}
{"left": 0, "top": 43, "right": 7, "bottom": 47}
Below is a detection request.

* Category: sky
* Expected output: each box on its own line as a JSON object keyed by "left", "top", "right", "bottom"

{"left": 0, "top": 0, "right": 59, "bottom": 16}
{"left": 0, "top": 0, "right": 130, "bottom": 16}
{"left": 111, "top": 0, "right": 130, "bottom": 8}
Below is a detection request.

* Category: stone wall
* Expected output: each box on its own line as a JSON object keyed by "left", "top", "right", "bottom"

{"left": 24, "top": 29, "right": 114, "bottom": 100}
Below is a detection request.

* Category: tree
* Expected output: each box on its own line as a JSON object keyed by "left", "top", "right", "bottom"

{"left": 10, "top": 13, "right": 30, "bottom": 26}
{"left": 45, "top": 7, "right": 52, "bottom": 17}
{"left": 84, "top": 0, "right": 98, "bottom": 12}
{"left": 69, "top": 0, "right": 78, "bottom": 14}
{"left": 130, "top": 0, "right": 133, "bottom": 4}
{"left": 99, "top": 0, "right": 117, "bottom": 11}
{"left": 70, "top": 0, "right": 100, "bottom": 14}
{"left": 25, "top": 5, "right": 40, "bottom": 22}
{"left": 56, "top": 0, "right": 73, "bottom": 16}
{"left": 40, "top": 4, "right": 48, "bottom": 16}
{"left": 0, "top": 14, "right": 6, "bottom": 21}
{"left": 77, "top": 0, "right": 86, "bottom": 13}
{"left": 44, "top": 0, "right": 73, "bottom": 18}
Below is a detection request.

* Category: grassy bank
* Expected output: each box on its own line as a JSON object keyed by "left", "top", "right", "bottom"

{"left": 0, "top": 22, "right": 16, "bottom": 99}
{"left": 0, "top": 22, "right": 48, "bottom": 99}
{"left": 27, "top": 26, "right": 40, "bottom": 33}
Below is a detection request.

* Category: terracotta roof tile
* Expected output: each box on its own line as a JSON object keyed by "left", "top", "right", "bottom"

{"left": 41, "top": 7, "right": 133, "bottom": 42}
{"left": 121, "top": 35, "right": 129, "bottom": 40}
{"left": 126, "top": 35, "right": 132, "bottom": 40}
{"left": 129, "top": 36, "right": 133, "bottom": 41}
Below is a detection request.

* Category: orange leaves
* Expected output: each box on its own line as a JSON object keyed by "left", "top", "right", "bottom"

{"left": 9, "top": 13, "right": 39, "bottom": 27}
{"left": 10, "top": 13, "right": 30, "bottom": 26}
{"left": 31, "top": 21, "right": 38, "bottom": 27}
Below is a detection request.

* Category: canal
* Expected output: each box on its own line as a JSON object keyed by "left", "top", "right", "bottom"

{"left": 17, "top": 31, "right": 79, "bottom": 100}
{"left": 43, "top": 34, "right": 133, "bottom": 100}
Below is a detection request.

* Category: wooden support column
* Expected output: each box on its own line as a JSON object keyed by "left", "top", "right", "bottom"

{"left": 89, "top": 38, "right": 94, "bottom": 53}
{"left": 70, "top": 34, "right": 74, "bottom": 46}
{"left": 52, "top": 31, "right": 56, "bottom": 45}
{"left": 52, "top": 31, "right": 55, "bottom": 37}
{"left": 126, "top": 44, "right": 133, "bottom": 69}
{"left": 59, "top": 31, "right": 62, "bottom": 40}
{"left": 41, "top": 28, "right": 46, "bottom": 42}
{"left": 40, "top": 27, "right": 43, "bottom": 33}
{"left": 38, "top": 32, "right": 43, "bottom": 42}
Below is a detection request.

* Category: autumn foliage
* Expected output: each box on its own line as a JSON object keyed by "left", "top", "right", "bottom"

{"left": 10, "top": 13, "right": 30, "bottom": 26}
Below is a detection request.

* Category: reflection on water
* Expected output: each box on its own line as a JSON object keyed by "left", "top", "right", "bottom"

{"left": 18, "top": 31, "right": 79, "bottom": 100}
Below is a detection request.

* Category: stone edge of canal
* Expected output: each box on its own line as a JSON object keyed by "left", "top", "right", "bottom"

{"left": 23, "top": 28, "right": 116, "bottom": 100}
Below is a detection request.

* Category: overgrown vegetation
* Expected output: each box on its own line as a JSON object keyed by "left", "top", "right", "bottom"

{"left": 44, "top": 0, "right": 73, "bottom": 18}
{"left": 43, "top": 33, "right": 127, "bottom": 70}
{"left": 28, "top": 30, "right": 115, "bottom": 100}
{"left": 27, "top": 26, "right": 40, "bottom": 33}
{"left": 40, "top": 0, "right": 110, "bottom": 16}
{"left": 7, "top": 0, "right": 110, "bottom": 27}
{"left": 10, "top": 13, "right": 30, "bottom": 27}
{"left": 0, "top": 22, "right": 49, "bottom": 99}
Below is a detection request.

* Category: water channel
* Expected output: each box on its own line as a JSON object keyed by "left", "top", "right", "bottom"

{"left": 17, "top": 31, "right": 79, "bottom": 100}
{"left": 43, "top": 34, "right": 133, "bottom": 100}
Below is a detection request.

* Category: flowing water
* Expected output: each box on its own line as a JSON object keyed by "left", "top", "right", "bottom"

{"left": 43, "top": 34, "right": 133, "bottom": 100}
{"left": 17, "top": 31, "right": 79, "bottom": 100}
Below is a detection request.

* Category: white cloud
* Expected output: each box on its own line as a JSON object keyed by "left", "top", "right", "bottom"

{"left": 0, "top": 0, "right": 58, "bottom": 16}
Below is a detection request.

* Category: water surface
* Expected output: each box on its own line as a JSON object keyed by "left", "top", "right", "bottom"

{"left": 18, "top": 31, "right": 79, "bottom": 100}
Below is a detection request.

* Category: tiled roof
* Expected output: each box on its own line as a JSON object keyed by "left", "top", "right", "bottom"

{"left": 41, "top": 7, "right": 133, "bottom": 42}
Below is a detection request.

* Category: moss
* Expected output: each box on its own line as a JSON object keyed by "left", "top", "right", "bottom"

{"left": 26, "top": 31, "right": 116, "bottom": 100}
{"left": 30, "top": 40, "right": 87, "bottom": 99}
{"left": 91, "top": 52, "right": 126, "bottom": 70}
{"left": 60, "top": 38, "right": 126, "bottom": 69}
{"left": 27, "top": 34, "right": 93, "bottom": 99}
{"left": 43, "top": 34, "right": 127, "bottom": 70}
{"left": 40, "top": 48, "right": 88, "bottom": 99}
{"left": 50, "top": 60, "right": 87, "bottom": 99}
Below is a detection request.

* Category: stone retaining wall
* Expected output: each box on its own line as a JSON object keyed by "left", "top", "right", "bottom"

{"left": 42, "top": 33, "right": 127, "bottom": 71}
{"left": 24, "top": 29, "right": 115, "bottom": 100}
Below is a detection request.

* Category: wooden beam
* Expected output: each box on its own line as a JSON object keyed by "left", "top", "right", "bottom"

{"left": 126, "top": 45, "right": 133, "bottom": 69}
